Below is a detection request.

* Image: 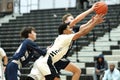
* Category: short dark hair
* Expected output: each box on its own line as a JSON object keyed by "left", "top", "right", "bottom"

{"left": 62, "top": 13, "right": 73, "bottom": 23}
{"left": 20, "top": 27, "right": 36, "bottom": 38}
{"left": 58, "top": 23, "right": 69, "bottom": 35}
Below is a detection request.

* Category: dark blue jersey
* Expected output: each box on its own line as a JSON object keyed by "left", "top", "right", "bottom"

{"left": 12, "top": 39, "right": 46, "bottom": 66}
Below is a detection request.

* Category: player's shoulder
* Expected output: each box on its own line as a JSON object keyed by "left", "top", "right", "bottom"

{"left": 57, "top": 34, "right": 67, "bottom": 39}
{"left": 57, "top": 34, "right": 75, "bottom": 40}
{"left": 23, "top": 39, "right": 33, "bottom": 44}
{"left": 0, "top": 48, "right": 6, "bottom": 55}
{"left": 0, "top": 48, "right": 2, "bottom": 50}
{"left": 58, "top": 34, "right": 74, "bottom": 37}
{"left": 59, "top": 34, "right": 74, "bottom": 37}
{"left": 0, "top": 48, "right": 4, "bottom": 51}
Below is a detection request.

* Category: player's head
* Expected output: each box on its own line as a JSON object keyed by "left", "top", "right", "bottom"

{"left": 20, "top": 27, "right": 36, "bottom": 41}
{"left": 62, "top": 13, "right": 74, "bottom": 23}
{"left": 58, "top": 23, "right": 73, "bottom": 35}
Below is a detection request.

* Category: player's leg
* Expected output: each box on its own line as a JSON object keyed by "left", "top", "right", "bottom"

{"left": 54, "top": 59, "right": 70, "bottom": 73}
{"left": 45, "top": 56, "right": 60, "bottom": 80}
{"left": 54, "top": 77, "right": 60, "bottom": 80}
{"left": 27, "top": 61, "right": 45, "bottom": 80}
{"left": 64, "top": 62, "right": 81, "bottom": 80}
{"left": 45, "top": 75, "right": 60, "bottom": 80}
{"left": 36, "top": 56, "right": 60, "bottom": 80}
{"left": 5, "top": 62, "right": 18, "bottom": 80}
{"left": 54, "top": 59, "right": 81, "bottom": 80}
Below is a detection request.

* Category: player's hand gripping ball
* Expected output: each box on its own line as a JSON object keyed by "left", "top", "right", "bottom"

{"left": 94, "top": 1, "right": 108, "bottom": 15}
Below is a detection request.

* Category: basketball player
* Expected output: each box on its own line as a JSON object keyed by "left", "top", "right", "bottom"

{"left": 55, "top": 2, "right": 107, "bottom": 79}
{"left": 5, "top": 27, "right": 46, "bottom": 80}
{"left": 54, "top": 2, "right": 106, "bottom": 79}
{"left": 54, "top": 6, "right": 96, "bottom": 80}
{"left": 27, "top": 14, "right": 104, "bottom": 80}
{"left": 0, "top": 47, "right": 8, "bottom": 80}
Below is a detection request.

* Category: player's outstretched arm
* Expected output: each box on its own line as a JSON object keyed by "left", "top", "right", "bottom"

{"left": 79, "top": 19, "right": 93, "bottom": 30}
{"left": 72, "top": 14, "right": 104, "bottom": 40}
{"left": 69, "top": 3, "right": 96, "bottom": 28}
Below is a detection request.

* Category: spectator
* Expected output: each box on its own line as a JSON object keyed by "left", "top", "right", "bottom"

{"left": 102, "top": 63, "right": 120, "bottom": 80}
{"left": 76, "top": 0, "right": 89, "bottom": 9}
{"left": 0, "top": 47, "right": 8, "bottom": 80}
{"left": 80, "top": 0, "right": 89, "bottom": 9}
{"left": 93, "top": 54, "right": 108, "bottom": 80}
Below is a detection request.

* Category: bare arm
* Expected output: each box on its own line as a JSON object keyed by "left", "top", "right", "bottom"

{"left": 79, "top": 19, "right": 93, "bottom": 30}
{"left": 69, "top": 5, "right": 95, "bottom": 28}
{"left": 3, "top": 56, "right": 8, "bottom": 66}
{"left": 3, "top": 55, "right": 8, "bottom": 72}
{"left": 72, "top": 14, "right": 104, "bottom": 40}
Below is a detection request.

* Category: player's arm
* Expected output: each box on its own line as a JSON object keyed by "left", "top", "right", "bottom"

{"left": 72, "top": 14, "right": 104, "bottom": 40}
{"left": 0, "top": 48, "right": 8, "bottom": 71}
{"left": 2, "top": 55, "right": 8, "bottom": 72}
{"left": 13, "top": 42, "right": 27, "bottom": 60}
{"left": 27, "top": 40, "right": 46, "bottom": 56}
{"left": 79, "top": 19, "right": 93, "bottom": 30}
{"left": 0, "top": 48, "right": 8, "bottom": 66}
{"left": 3, "top": 56, "right": 8, "bottom": 66}
{"left": 69, "top": 4, "right": 96, "bottom": 28}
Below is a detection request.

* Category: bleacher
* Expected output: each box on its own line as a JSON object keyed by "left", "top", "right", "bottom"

{"left": 0, "top": 13, "right": 5, "bottom": 18}
{"left": 0, "top": 4, "right": 120, "bottom": 80}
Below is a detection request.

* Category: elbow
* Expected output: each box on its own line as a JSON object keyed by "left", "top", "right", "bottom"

{"left": 3, "top": 56, "right": 8, "bottom": 60}
{"left": 3, "top": 56, "right": 8, "bottom": 64}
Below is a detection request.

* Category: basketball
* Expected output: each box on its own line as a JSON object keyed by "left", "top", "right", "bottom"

{"left": 94, "top": 1, "right": 108, "bottom": 14}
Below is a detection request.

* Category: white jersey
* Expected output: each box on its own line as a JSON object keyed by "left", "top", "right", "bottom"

{"left": 0, "top": 48, "right": 6, "bottom": 80}
{"left": 28, "top": 34, "right": 75, "bottom": 80}
{"left": 47, "top": 34, "right": 75, "bottom": 64}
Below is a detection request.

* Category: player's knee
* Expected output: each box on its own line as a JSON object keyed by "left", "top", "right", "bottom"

{"left": 45, "top": 75, "right": 60, "bottom": 80}
{"left": 54, "top": 77, "right": 60, "bottom": 80}
{"left": 74, "top": 67, "right": 81, "bottom": 76}
{"left": 78, "top": 68, "right": 81, "bottom": 75}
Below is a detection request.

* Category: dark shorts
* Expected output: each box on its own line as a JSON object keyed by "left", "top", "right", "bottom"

{"left": 54, "top": 58, "right": 70, "bottom": 72}
{"left": 45, "top": 56, "right": 60, "bottom": 80}
{"left": 5, "top": 62, "right": 19, "bottom": 80}
{"left": 26, "top": 76, "right": 35, "bottom": 80}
